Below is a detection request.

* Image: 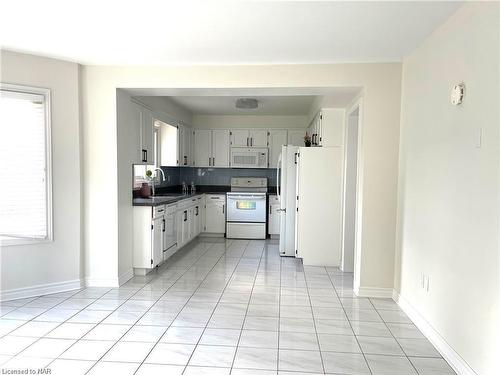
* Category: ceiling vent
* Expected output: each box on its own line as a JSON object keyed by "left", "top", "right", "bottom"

{"left": 235, "top": 98, "right": 258, "bottom": 109}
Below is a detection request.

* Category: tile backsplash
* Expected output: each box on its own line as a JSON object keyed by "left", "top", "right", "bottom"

{"left": 159, "top": 166, "right": 277, "bottom": 187}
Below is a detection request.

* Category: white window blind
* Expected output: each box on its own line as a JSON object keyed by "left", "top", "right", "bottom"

{"left": 0, "top": 85, "right": 52, "bottom": 244}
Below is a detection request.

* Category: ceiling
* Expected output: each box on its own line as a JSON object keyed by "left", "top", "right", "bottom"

{"left": 1, "top": 1, "right": 462, "bottom": 65}
{"left": 169, "top": 96, "right": 315, "bottom": 116}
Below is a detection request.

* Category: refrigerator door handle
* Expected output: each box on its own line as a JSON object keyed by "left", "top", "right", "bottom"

{"left": 276, "top": 152, "right": 282, "bottom": 201}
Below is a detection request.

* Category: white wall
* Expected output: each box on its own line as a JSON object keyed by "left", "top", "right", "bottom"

{"left": 341, "top": 112, "right": 359, "bottom": 272}
{"left": 81, "top": 62, "right": 402, "bottom": 292}
{"left": 0, "top": 50, "right": 82, "bottom": 299}
{"left": 192, "top": 115, "right": 307, "bottom": 129}
{"left": 134, "top": 96, "right": 193, "bottom": 125}
{"left": 395, "top": 3, "right": 500, "bottom": 374}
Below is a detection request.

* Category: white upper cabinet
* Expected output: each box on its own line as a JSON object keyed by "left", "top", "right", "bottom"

{"left": 307, "top": 108, "right": 345, "bottom": 147}
{"left": 230, "top": 129, "right": 267, "bottom": 147}
{"left": 230, "top": 129, "right": 250, "bottom": 147}
{"left": 268, "top": 129, "right": 288, "bottom": 168}
{"left": 212, "top": 129, "right": 230, "bottom": 167}
{"left": 193, "top": 129, "right": 211, "bottom": 167}
{"left": 249, "top": 129, "right": 268, "bottom": 147}
{"left": 131, "top": 101, "right": 154, "bottom": 164}
{"left": 320, "top": 108, "right": 345, "bottom": 147}
{"left": 288, "top": 129, "right": 305, "bottom": 147}
{"left": 193, "top": 129, "right": 230, "bottom": 167}
{"left": 178, "top": 125, "right": 192, "bottom": 166}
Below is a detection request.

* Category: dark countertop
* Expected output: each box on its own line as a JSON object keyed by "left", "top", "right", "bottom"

{"left": 133, "top": 192, "right": 226, "bottom": 207}
{"left": 133, "top": 185, "right": 278, "bottom": 207}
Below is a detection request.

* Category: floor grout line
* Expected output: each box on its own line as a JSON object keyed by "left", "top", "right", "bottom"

{"left": 0, "top": 239, "right": 453, "bottom": 375}
{"left": 325, "top": 267, "right": 374, "bottom": 375}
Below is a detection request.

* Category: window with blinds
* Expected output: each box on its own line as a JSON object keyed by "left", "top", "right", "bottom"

{"left": 0, "top": 84, "right": 52, "bottom": 245}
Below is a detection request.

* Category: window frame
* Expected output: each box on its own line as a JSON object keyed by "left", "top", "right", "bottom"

{"left": 0, "top": 82, "right": 53, "bottom": 247}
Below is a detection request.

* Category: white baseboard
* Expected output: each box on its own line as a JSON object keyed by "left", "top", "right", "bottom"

{"left": 355, "top": 286, "right": 394, "bottom": 298}
{"left": 393, "top": 291, "right": 478, "bottom": 375}
{"left": 85, "top": 268, "right": 134, "bottom": 288}
{"left": 0, "top": 278, "right": 83, "bottom": 302}
{"left": 198, "top": 233, "right": 225, "bottom": 238}
{"left": 84, "top": 276, "right": 120, "bottom": 288}
{"left": 118, "top": 268, "right": 134, "bottom": 286}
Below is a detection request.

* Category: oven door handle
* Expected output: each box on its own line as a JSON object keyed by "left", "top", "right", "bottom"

{"left": 227, "top": 195, "right": 266, "bottom": 200}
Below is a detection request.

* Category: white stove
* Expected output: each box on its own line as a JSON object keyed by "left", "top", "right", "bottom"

{"left": 226, "top": 177, "right": 267, "bottom": 239}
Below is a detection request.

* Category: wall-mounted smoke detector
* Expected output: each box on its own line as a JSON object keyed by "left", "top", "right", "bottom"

{"left": 235, "top": 98, "right": 258, "bottom": 109}
{"left": 451, "top": 82, "right": 465, "bottom": 105}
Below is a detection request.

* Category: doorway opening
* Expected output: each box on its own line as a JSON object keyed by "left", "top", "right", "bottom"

{"left": 341, "top": 104, "right": 360, "bottom": 273}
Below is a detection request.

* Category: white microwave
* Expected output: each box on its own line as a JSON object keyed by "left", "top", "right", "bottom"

{"left": 230, "top": 147, "right": 268, "bottom": 168}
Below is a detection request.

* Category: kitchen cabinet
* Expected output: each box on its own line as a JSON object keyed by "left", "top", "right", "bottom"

{"left": 133, "top": 195, "right": 213, "bottom": 275}
{"left": 193, "top": 129, "right": 230, "bottom": 167}
{"left": 268, "top": 195, "right": 280, "bottom": 235}
{"left": 249, "top": 129, "right": 268, "bottom": 147}
{"left": 319, "top": 108, "right": 345, "bottom": 147}
{"left": 307, "top": 113, "right": 322, "bottom": 146}
{"left": 212, "top": 129, "right": 230, "bottom": 167}
{"left": 152, "top": 215, "right": 163, "bottom": 267}
{"left": 230, "top": 129, "right": 267, "bottom": 147}
{"left": 178, "top": 125, "right": 192, "bottom": 166}
{"left": 131, "top": 101, "right": 154, "bottom": 164}
{"left": 179, "top": 208, "right": 190, "bottom": 246}
{"left": 307, "top": 109, "right": 345, "bottom": 147}
{"left": 133, "top": 205, "right": 167, "bottom": 273}
{"left": 230, "top": 129, "right": 250, "bottom": 147}
{"left": 199, "top": 195, "right": 206, "bottom": 233}
{"left": 268, "top": 129, "right": 288, "bottom": 168}
{"left": 204, "top": 194, "right": 226, "bottom": 233}
{"left": 163, "top": 203, "right": 177, "bottom": 261}
{"left": 193, "top": 129, "right": 211, "bottom": 167}
{"left": 288, "top": 129, "right": 305, "bottom": 147}
{"left": 193, "top": 204, "right": 201, "bottom": 237}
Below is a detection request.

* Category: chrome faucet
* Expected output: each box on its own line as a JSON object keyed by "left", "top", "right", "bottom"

{"left": 151, "top": 168, "right": 165, "bottom": 196}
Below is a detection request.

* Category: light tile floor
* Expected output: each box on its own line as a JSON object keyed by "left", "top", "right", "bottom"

{"left": 0, "top": 238, "right": 457, "bottom": 375}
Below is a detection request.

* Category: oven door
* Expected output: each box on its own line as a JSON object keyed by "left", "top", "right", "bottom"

{"left": 226, "top": 193, "right": 267, "bottom": 223}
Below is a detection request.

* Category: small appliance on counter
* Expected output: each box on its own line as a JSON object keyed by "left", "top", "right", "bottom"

{"left": 226, "top": 177, "right": 267, "bottom": 239}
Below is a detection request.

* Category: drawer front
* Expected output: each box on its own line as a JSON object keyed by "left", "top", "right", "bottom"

{"left": 154, "top": 205, "right": 165, "bottom": 217}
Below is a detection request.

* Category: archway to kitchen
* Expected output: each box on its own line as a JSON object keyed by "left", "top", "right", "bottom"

{"left": 118, "top": 87, "right": 364, "bottom": 283}
{"left": 82, "top": 64, "right": 402, "bottom": 296}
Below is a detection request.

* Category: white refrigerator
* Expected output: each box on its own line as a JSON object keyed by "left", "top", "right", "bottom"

{"left": 276, "top": 145, "right": 299, "bottom": 257}
{"left": 295, "top": 147, "right": 343, "bottom": 266}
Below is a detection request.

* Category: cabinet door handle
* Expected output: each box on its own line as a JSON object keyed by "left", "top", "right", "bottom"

{"left": 212, "top": 157, "right": 215, "bottom": 166}
{"left": 222, "top": 204, "right": 225, "bottom": 214}
{"left": 208, "top": 157, "right": 211, "bottom": 166}
{"left": 269, "top": 205, "right": 272, "bottom": 214}
{"left": 184, "top": 155, "right": 187, "bottom": 165}
{"left": 142, "top": 149, "right": 147, "bottom": 162}
{"left": 162, "top": 218, "right": 166, "bottom": 232}
{"left": 246, "top": 137, "right": 249, "bottom": 147}
{"left": 184, "top": 210, "right": 187, "bottom": 221}
{"left": 196, "top": 206, "right": 199, "bottom": 216}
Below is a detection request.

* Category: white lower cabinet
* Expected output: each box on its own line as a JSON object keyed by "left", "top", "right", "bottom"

{"left": 152, "top": 215, "right": 163, "bottom": 267}
{"left": 163, "top": 204, "right": 177, "bottom": 261}
{"left": 134, "top": 194, "right": 225, "bottom": 275}
{"left": 268, "top": 194, "right": 280, "bottom": 235}
{"left": 133, "top": 205, "right": 168, "bottom": 272}
{"left": 204, "top": 194, "right": 226, "bottom": 233}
